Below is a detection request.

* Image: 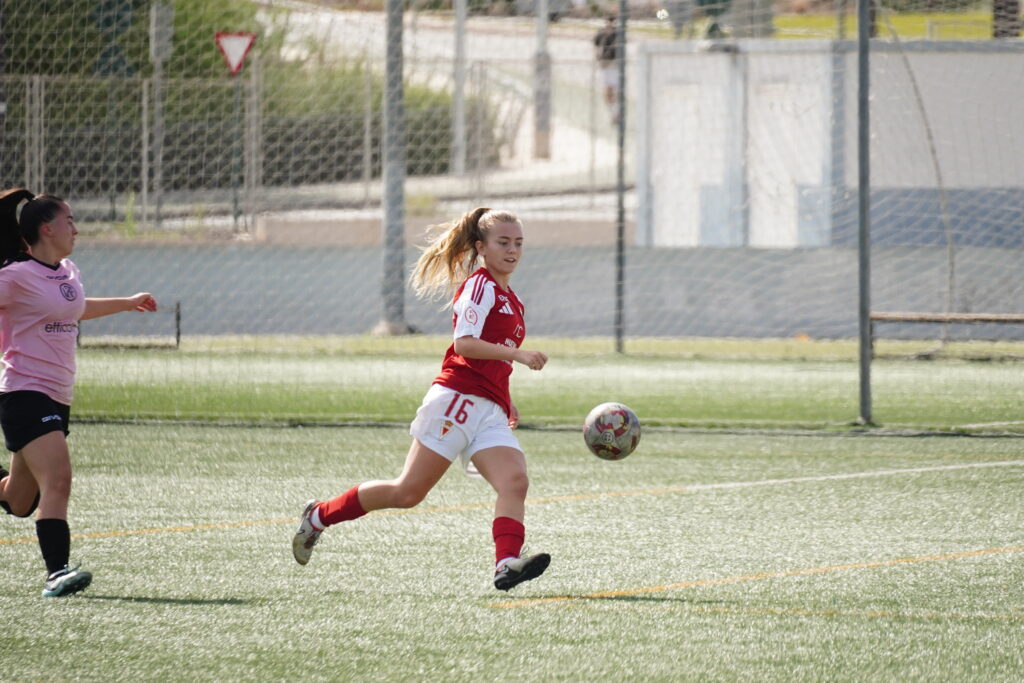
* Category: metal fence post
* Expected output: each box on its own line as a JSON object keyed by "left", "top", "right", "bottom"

{"left": 378, "top": 0, "right": 409, "bottom": 335}
{"left": 363, "top": 55, "right": 373, "bottom": 207}
{"left": 857, "top": 0, "right": 872, "bottom": 425}
{"left": 25, "top": 75, "right": 43, "bottom": 190}
{"left": 244, "top": 56, "right": 262, "bottom": 229}
{"left": 141, "top": 78, "right": 149, "bottom": 227}
{"left": 452, "top": 0, "right": 467, "bottom": 175}
{"left": 534, "top": 0, "right": 551, "bottom": 159}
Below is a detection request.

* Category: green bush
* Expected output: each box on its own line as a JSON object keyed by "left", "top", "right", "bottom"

{"left": 0, "top": 1, "right": 500, "bottom": 196}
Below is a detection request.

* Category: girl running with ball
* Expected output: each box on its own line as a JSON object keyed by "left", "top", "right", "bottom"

{"left": 292, "top": 208, "right": 551, "bottom": 591}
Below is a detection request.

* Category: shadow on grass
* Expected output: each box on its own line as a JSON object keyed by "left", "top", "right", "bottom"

{"left": 494, "top": 594, "right": 729, "bottom": 607}
{"left": 83, "top": 594, "right": 251, "bottom": 606}
{"left": 580, "top": 595, "right": 728, "bottom": 605}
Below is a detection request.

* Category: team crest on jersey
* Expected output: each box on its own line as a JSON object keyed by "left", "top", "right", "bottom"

{"left": 514, "top": 324, "right": 524, "bottom": 339}
{"left": 440, "top": 419, "right": 454, "bottom": 438}
{"left": 59, "top": 283, "right": 77, "bottom": 301}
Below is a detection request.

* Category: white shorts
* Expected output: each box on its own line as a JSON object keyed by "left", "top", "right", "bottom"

{"left": 600, "top": 65, "right": 620, "bottom": 89}
{"left": 409, "top": 384, "right": 521, "bottom": 472}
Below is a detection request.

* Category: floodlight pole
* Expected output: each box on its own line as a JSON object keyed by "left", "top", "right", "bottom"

{"left": 856, "top": 0, "right": 872, "bottom": 425}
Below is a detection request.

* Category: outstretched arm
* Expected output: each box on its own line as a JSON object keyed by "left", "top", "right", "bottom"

{"left": 81, "top": 292, "right": 158, "bottom": 321}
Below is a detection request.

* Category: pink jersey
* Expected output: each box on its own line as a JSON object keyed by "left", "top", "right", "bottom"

{"left": 434, "top": 267, "right": 526, "bottom": 417}
{"left": 0, "top": 256, "right": 86, "bottom": 405}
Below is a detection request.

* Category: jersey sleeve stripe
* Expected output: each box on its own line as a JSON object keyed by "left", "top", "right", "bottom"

{"left": 471, "top": 274, "right": 485, "bottom": 305}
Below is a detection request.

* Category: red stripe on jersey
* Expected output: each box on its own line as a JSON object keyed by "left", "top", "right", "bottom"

{"left": 471, "top": 274, "right": 485, "bottom": 305}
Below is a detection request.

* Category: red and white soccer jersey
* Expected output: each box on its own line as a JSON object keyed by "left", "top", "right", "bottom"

{"left": 0, "top": 256, "right": 86, "bottom": 405}
{"left": 434, "top": 267, "right": 526, "bottom": 417}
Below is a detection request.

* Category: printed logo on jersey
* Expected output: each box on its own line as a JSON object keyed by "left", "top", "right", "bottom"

{"left": 59, "top": 283, "right": 77, "bottom": 301}
{"left": 514, "top": 324, "right": 524, "bottom": 339}
{"left": 464, "top": 307, "right": 478, "bottom": 325}
{"left": 41, "top": 414, "right": 63, "bottom": 424}
{"left": 501, "top": 339, "right": 516, "bottom": 365}
{"left": 495, "top": 294, "right": 517, "bottom": 315}
{"left": 44, "top": 321, "right": 78, "bottom": 334}
{"left": 440, "top": 419, "right": 454, "bottom": 438}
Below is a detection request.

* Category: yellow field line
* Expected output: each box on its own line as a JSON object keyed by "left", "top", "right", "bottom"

{"left": 491, "top": 546, "right": 1024, "bottom": 609}
{"left": 0, "top": 517, "right": 293, "bottom": 545}
{"left": 0, "top": 505, "right": 492, "bottom": 546}
{"left": 1, "top": 460, "right": 1021, "bottom": 546}
{"left": 631, "top": 603, "right": 1024, "bottom": 623}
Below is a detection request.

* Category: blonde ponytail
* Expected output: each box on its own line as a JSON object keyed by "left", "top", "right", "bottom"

{"left": 412, "top": 207, "right": 522, "bottom": 301}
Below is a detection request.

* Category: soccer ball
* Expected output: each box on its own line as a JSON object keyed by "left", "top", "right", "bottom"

{"left": 583, "top": 402, "right": 641, "bottom": 461}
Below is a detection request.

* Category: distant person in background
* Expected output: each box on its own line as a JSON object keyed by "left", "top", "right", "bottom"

{"left": 0, "top": 188, "right": 157, "bottom": 597}
{"left": 292, "top": 207, "right": 552, "bottom": 592}
{"left": 665, "top": 0, "right": 693, "bottom": 38}
{"left": 593, "top": 14, "right": 621, "bottom": 123}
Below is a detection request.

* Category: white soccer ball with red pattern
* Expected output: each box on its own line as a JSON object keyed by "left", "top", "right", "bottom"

{"left": 583, "top": 402, "right": 641, "bottom": 461}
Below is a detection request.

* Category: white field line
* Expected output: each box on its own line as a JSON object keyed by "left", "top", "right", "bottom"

{"left": 490, "top": 460, "right": 1024, "bottom": 609}
{"left": 492, "top": 545, "right": 1024, "bottom": 609}
{"left": 1, "top": 460, "right": 1020, "bottom": 546}
{"left": 533, "top": 460, "right": 1024, "bottom": 505}
{"left": 659, "top": 460, "right": 1024, "bottom": 493}
{"left": 958, "top": 420, "right": 1024, "bottom": 429}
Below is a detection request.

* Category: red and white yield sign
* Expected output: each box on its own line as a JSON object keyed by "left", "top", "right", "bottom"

{"left": 215, "top": 32, "right": 256, "bottom": 76}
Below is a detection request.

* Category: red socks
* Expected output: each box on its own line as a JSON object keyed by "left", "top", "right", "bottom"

{"left": 492, "top": 516, "right": 525, "bottom": 565}
{"left": 317, "top": 486, "right": 367, "bottom": 527}
{"left": 317, "top": 492, "right": 524, "bottom": 566}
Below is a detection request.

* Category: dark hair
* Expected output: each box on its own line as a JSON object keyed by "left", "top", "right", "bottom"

{"left": 0, "top": 188, "right": 34, "bottom": 262}
{"left": 19, "top": 194, "right": 65, "bottom": 246}
{"left": 0, "top": 189, "right": 66, "bottom": 263}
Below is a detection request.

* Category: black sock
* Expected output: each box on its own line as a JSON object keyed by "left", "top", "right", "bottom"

{"left": 0, "top": 467, "right": 8, "bottom": 515}
{"left": 36, "top": 519, "right": 70, "bottom": 575}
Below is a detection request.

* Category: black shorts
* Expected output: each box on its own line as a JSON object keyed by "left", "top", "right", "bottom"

{"left": 0, "top": 391, "right": 71, "bottom": 452}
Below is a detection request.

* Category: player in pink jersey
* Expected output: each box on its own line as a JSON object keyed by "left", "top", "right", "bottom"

{"left": 292, "top": 208, "right": 552, "bottom": 590}
{"left": 0, "top": 189, "right": 158, "bottom": 597}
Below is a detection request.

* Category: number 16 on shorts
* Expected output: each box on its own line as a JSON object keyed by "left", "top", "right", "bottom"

{"left": 444, "top": 392, "right": 475, "bottom": 426}
{"left": 409, "top": 385, "right": 520, "bottom": 464}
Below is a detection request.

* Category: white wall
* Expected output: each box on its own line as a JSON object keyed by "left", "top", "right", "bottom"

{"left": 637, "top": 41, "right": 1024, "bottom": 248}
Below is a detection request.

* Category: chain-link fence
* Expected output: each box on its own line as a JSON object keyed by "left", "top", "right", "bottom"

{"left": 2, "top": 0, "right": 1023, "bottom": 426}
